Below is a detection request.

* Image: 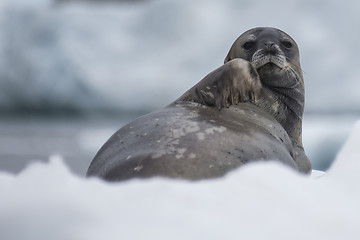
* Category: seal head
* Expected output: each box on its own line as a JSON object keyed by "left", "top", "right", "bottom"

{"left": 225, "top": 27, "right": 309, "bottom": 171}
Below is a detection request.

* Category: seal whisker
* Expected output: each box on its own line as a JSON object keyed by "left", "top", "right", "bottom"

{"left": 284, "top": 56, "right": 306, "bottom": 75}
{"left": 285, "top": 64, "right": 304, "bottom": 85}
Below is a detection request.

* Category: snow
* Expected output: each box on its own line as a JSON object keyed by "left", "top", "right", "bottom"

{"left": 1, "top": 123, "right": 360, "bottom": 240}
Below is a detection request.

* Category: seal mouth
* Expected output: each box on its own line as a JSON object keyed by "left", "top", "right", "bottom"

{"left": 260, "top": 62, "right": 282, "bottom": 70}
{"left": 256, "top": 62, "right": 282, "bottom": 76}
{"left": 251, "top": 49, "right": 286, "bottom": 70}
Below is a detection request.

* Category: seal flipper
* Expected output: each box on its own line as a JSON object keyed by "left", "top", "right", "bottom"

{"left": 176, "top": 59, "right": 261, "bottom": 110}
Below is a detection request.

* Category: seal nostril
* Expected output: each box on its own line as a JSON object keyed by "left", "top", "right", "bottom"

{"left": 264, "top": 42, "right": 277, "bottom": 54}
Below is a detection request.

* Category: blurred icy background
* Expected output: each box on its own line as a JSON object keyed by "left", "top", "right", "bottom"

{"left": 1, "top": 1, "right": 360, "bottom": 239}
{"left": 0, "top": 0, "right": 359, "bottom": 175}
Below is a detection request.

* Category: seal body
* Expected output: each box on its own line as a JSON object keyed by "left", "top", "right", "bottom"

{"left": 87, "top": 102, "right": 297, "bottom": 181}
{"left": 87, "top": 27, "right": 311, "bottom": 181}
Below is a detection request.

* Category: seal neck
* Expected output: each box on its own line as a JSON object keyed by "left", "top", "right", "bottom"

{"left": 255, "top": 86, "right": 304, "bottom": 149}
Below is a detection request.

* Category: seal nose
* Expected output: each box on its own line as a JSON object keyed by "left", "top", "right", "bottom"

{"left": 264, "top": 41, "right": 277, "bottom": 54}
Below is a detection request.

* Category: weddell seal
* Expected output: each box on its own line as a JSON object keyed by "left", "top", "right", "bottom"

{"left": 87, "top": 27, "right": 312, "bottom": 181}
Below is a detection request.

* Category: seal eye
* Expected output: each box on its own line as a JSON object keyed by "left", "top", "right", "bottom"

{"left": 243, "top": 41, "right": 255, "bottom": 51}
{"left": 282, "top": 40, "right": 293, "bottom": 49}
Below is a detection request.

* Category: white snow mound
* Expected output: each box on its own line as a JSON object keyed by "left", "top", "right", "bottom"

{"left": 1, "top": 122, "right": 360, "bottom": 240}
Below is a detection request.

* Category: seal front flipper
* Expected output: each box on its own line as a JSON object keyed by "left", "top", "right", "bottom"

{"left": 176, "top": 59, "right": 261, "bottom": 110}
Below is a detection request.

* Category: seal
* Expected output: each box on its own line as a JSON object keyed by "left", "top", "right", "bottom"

{"left": 87, "top": 27, "right": 311, "bottom": 181}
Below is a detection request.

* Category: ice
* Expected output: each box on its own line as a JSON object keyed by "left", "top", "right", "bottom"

{"left": 1, "top": 122, "right": 360, "bottom": 240}
{"left": 1, "top": 0, "right": 360, "bottom": 112}
{"left": 302, "top": 114, "right": 357, "bottom": 170}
